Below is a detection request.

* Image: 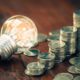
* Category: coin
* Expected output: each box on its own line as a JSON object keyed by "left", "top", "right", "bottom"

{"left": 53, "top": 73, "right": 73, "bottom": 80}
{"left": 47, "top": 35, "right": 59, "bottom": 41}
{"left": 60, "top": 26, "right": 76, "bottom": 36}
{"left": 73, "top": 9, "right": 80, "bottom": 28}
{"left": 60, "top": 26, "right": 76, "bottom": 56}
{"left": 69, "top": 57, "right": 80, "bottom": 65}
{"left": 73, "top": 10, "right": 80, "bottom": 53}
{"left": 25, "top": 62, "right": 45, "bottom": 76}
{"left": 74, "top": 76, "right": 80, "bottom": 80}
{"left": 68, "top": 66, "right": 80, "bottom": 74}
{"left": 24, "top": 49, "right": 39, "bottom": 57}
{"left": 25, "top": 69, "right": 44, "bottom": 76}
{"left": 75, "top": 63, "right": 80, "bottom": 71}
{"left": 48, "top": 40, "right": 65, "bottom": 63}
{"left": 38, "top": 52, "right": 55, "bottom": 69}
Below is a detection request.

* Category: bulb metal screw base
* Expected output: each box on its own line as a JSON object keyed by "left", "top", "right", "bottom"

{"left": 0, "top": 34, "right": 17, "bottom": 60}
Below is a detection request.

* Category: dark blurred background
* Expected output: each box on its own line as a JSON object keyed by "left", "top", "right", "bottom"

{"left": 0, "top": 0, "right": 80, "bottom": 34}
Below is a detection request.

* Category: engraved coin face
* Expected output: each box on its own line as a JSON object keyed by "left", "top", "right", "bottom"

{"left": 1, "top": 15, "right": 38, "bottom": 48}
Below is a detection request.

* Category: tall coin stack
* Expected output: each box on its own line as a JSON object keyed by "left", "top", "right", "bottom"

{"left": 73, "top": 10, "right": 80, "bottom": 53}
{"left": 60, "top": 26, "right": 77, "bottom": 57}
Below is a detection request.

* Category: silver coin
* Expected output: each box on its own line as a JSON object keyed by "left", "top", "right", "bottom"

{"left": 24, "top": 49, "right": 40, "bottom": 57}
{"left": 69, "top": 57, "right": 80, "bottom": 65}
{"left": 25, "top": 69, "right": 44, "bottom": 76}
{"left": 27, "top": 62, "right": 45, "bottom": 70}
{"left": 68, "top": 66, "right": 80, "bottom": 74}
{"left": 60, "top": 26, "right": 76, "bottom": 36}
{"left": 47, "top": 35, "right": 59, "bottom": 41}
{"left": 25, "top": 62, "right": 45, "bottom": 76}
{"left": 38, "top": 53, "right": 55, "bottom": 69}
{"left": 53, "top": 73, "right": 73, "bottom": 80}
{"left": 73, "top": 10, "right": 80, "bottom": 28}
{"left": 75, "top": 63, "right": 80, "bottom": 71}
{"left": 60, "top": 26, "right": 76, "bottom": 55}
{"left": 74, "top": 76, "right": 80, "bottom": 80}
{"left": 48, "top": 41, "right": 65, "bottom": 49}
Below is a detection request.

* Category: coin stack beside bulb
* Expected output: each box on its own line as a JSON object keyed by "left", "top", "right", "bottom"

{"left": 48, "top": 30, "right": 65, "bottom": 63}
{"left": 60, "top": 26, "right": 77, "bottom": 57}
{"left": 25, "top": 62, "right": 45, "bottom": 76}
{"left": 48, "top": 41, "right": 65, "bottom": 63}
{"left": 38, "top": 52, "right": 55, "bottom": 69}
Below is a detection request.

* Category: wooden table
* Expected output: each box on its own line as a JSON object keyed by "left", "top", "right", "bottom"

{"left": 0, "top": 0, "right": 79, "bottom": 80}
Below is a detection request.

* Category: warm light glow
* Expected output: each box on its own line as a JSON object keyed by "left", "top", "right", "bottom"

{"left": 1, "top": 15, "right": 38, "bottom": 48}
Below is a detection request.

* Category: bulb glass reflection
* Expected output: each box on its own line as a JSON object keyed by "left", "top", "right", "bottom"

{"left": 1, "top": 15, "right": 38, "bottom": 48}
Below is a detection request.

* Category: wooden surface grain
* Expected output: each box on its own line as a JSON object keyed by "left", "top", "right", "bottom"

{"left": 0, "top": 0, "right": 79, "bottom": 80}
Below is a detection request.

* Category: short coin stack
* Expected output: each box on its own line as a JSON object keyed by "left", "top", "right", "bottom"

{"left": 73, "top": 10, "right": 80, "bottom": 53}
{"left": 48, "top": 30, "right": 66, "bottom": 63}
{"left": 25, "top": 62, "right": 45, "bottom": 76}
{"left": 38, "top": 52, "right": 55, "bottom": 69}
{"left": 48, "top": 41, "right": 65, "bottom": 63}
{"left": 60, "top": 26, "right": 77, "bottom": 57}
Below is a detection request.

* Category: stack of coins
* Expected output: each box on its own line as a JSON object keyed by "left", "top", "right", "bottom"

{"left": 73, "top": 10, "right": 80, "bottom": 53}
{"left": 60, "top": 26, "right": 77, "bottom": 57}
{"left": 48, "top": 41, "right": 65, "bottom": 63}
{"left": 38, "top": 52, "right": 55, "bottom": 69}
{"left": 73, "top": 10, "right": 80, "bottom": 28}
{"left": 25, "top": 62, "right": 45, "bottom": 76}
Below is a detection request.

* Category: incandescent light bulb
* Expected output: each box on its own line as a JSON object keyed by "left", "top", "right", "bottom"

{"left": 0, "top": 15, "right": 38, "bottom": 60}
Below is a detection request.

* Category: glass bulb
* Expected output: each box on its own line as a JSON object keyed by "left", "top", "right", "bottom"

{"left": 0, "top": 15, "right": 38, "bottom": 59}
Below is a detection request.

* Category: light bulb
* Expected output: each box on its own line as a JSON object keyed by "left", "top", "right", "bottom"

{"left": 0, "top": 15, "right": 38, "bottom": 60}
